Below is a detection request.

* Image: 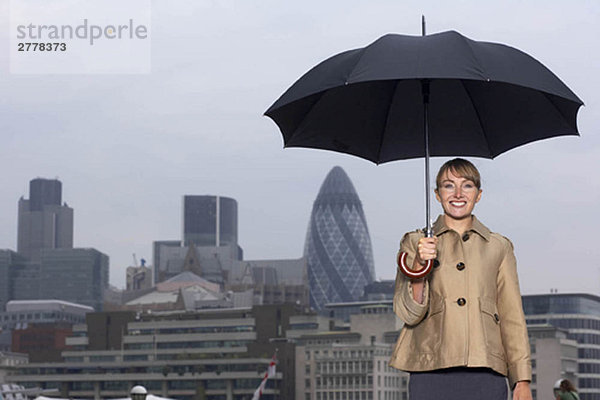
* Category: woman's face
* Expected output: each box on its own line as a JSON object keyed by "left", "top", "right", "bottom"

{"left": 435, "top": 169, "right": 482, "bottom": 221}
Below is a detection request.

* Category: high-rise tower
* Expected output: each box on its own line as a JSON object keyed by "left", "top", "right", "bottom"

{"left": 183, "top": 195, "right": 238, "bottom": 248}
{"left": 17, "top": 178, "right": 73, "bottom": 261}
{"left": 304, "top": 166, "right": 375, "bottom": 311}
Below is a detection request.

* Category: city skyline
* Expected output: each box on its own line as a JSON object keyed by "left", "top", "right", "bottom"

{"left": 1, "top": 1, "right": 599, "bottom": 293}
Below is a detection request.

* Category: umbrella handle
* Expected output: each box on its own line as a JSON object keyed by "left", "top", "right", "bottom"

{"left": 397, "top": 251, "right": 434, "bottom": 279}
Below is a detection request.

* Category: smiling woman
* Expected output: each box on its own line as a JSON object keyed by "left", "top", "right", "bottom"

{"left": 390, "top": 158, "right": 533, "bottom": 400}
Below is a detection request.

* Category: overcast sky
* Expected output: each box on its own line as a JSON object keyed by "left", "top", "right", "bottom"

{"left": 1, "top": 0, "right": 599, "bottom": 293}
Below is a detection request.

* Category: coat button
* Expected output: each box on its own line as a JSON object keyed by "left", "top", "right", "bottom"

{"left": 433, "top": 260, "right": 440, "bottom": 268}
{"left": 457, "top": 298, "right": 466, "bottom": 306}
{"left": 456, "top": 262, "right": 465, "bottom": 271}
{"left": 462, "top": 233, "right": 470, "bottom": 242}
{"left": 494, "top": 313, "right": 500, "bottom": 322}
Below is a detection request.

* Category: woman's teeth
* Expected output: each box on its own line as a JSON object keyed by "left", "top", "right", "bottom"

{"left": 450, "top": 201, "right": 466, "bottom": 207}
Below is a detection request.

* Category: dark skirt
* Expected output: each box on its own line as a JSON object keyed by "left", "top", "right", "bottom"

{"left": 409, "top": 367, "right": 508, "bottom": 400}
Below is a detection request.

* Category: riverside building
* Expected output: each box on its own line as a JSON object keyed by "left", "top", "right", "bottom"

{"left": 6, "top": 304, "right": 313, "bottom": 400}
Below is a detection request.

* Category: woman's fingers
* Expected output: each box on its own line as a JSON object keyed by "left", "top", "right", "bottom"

{"left": 417, "top": 237, "right": 438, "bottom": 262}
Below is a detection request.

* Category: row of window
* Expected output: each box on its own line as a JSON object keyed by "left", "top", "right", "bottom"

{"left": 308, "top": 350, "right": 377, "bottom": 360}
{"left": 313, "top": 376, "right": 373, "bottom": 388}
{"left": 579, "top": 348, "right": 600, "bottom": 359}
{"left": 551, "top": 318, "right": 600, "bottom": 330}
{"left": 67, "top": 378, "right": 275, "bottom": 392}
{"left": 130, "top": 325, "right": 255, "bottom": 335}
{"left": 579, "top": 363, "right": 600, "bottom": 373}
{"left": 317, "top": 361, "right": 373, "bottom": 374}
{"left": 18, "top": 362, "right": 266, "bottom": 376}
{"left": 309, "top": 390, "right": 407, "bottom": 400}
{"left": 125, "top": 340, "right": 250, "bottom": 350}
{"left": 568, "top": 333, "right": 600, "bottom": 345}
{"left": 578, "top": 378, "right": 600, "bottom": 389}
{"left": 311, "top": 391, "right": 374, "bottom": 400}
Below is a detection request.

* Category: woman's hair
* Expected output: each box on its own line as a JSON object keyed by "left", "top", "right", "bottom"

{"left": 436, "top": 158, "right": 481, "bottom": 190}
{"left": 560, "top": 379, "right": 577, "bottom": 392}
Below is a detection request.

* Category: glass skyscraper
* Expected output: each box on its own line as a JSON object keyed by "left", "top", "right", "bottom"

{"left": 304, "top": 166, "right": 375, "bottom": 311}
{"left": 183, "top": 195, "right": 238, "bottom": 247}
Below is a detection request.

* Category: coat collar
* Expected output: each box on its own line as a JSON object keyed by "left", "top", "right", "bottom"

{"left": 432, "top": 214, "right": 491, "bottom": 241}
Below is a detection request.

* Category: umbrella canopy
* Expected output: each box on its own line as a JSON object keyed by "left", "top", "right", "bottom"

{"left": 265, "top": 30, "right": 583, "bottom": 163}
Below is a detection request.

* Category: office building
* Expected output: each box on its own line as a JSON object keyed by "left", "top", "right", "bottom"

{"left": 38, "top": 248, "right": 109, "bottom": 311}
{"left": 304, "top": 167, "right": 375, "bottom": 311}
{"left": 183, "top": 195, "right": 238, "bottom": 248}
{"left": 0, "top": 249, "right": 108, "bottom": 312}
{"left": 523, "top": 293, "right": 600, "bottom": 400}
{"left": 0, "top": 251, "right": 28, "bottom": 311}
{"left": 17, "top": 178, "right": 73, "bottom": 262}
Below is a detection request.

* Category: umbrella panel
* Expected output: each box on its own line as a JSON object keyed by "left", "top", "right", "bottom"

{"left": 274, "top": 79, "right": 580, "bottom": 164}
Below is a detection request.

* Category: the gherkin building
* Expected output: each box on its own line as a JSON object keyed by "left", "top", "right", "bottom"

{"left": 304, "top": 166, "right": 375, "bottom": 311}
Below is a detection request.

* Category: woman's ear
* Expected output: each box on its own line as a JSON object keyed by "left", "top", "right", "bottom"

{"left": 434, "top": 189, "right": 441, "bottom": 203}
{"left": 475, "top": 189, "right": 482, "bottom": 203}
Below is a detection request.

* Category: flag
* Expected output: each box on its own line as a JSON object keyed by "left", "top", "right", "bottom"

{"left": 252, "top": 352, "right": 277, "bottom": 400}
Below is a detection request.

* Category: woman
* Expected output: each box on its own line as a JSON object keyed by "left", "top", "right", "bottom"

{"left": 389, "top": 158, "right": 532, "bottom": 400}
{"left": 556, "top": 380, "right": 579, "bottom": 400}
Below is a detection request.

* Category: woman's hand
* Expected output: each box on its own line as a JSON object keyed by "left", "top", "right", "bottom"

{"left": 413, "top": 236, "right": 438, "bottom": 271}
{"left": 513, "top": 381, "right": 532, "bottom": 400}
{"left": 409, "top": 237, "right": 437, "bottom": 304}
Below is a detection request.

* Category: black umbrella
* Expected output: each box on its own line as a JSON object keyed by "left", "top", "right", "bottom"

{"left": 265, "top": 20, "right": 583, "bottom": 277}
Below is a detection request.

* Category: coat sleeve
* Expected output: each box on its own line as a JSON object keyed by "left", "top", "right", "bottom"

{"left": 393, "top": 232, "right": 430, "bottom": 326}
{"left": 496, "top": 237, "right": 532, "bottom": 388}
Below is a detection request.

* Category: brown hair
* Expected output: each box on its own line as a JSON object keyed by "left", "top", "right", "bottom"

{"left": 436, "top": 158, "right": 481, "bottom": 190}
{"left": 560, "top": 379, "right": 577, "bottom": 392}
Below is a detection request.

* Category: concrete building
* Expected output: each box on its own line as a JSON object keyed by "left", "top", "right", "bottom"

{"left": 523, "top": 293, "right": 600, "bottom": 400}
{"left": 295, "top": 303, "right": 406, "bottom": 400}
{"left": 6, "top": 304, "right": 310, "bottom": 400}
{"left": 527, "top": 324, "right": 578, "bottom": 400}
{"left": 304, "top": 167, "right": 375, "bottom": 312}
{"left": 17, "top": 178, "right": 73, "bottom": 262}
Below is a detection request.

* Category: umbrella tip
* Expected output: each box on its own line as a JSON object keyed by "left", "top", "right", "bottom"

{"left": 421, "top": 15, "right": 426, "bottom": 36}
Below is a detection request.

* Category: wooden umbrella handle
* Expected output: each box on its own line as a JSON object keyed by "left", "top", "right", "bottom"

{"left": 397, "top": 251, "right": 434, "bottom": 279}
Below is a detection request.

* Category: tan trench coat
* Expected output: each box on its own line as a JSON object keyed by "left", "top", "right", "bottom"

{"left": 389, "top": 215, "right": 531, "bottom": 388}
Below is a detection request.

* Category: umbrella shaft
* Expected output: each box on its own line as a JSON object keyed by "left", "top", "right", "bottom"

{"left": 422, "top": 80, "right": 432, "bottom": 238}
